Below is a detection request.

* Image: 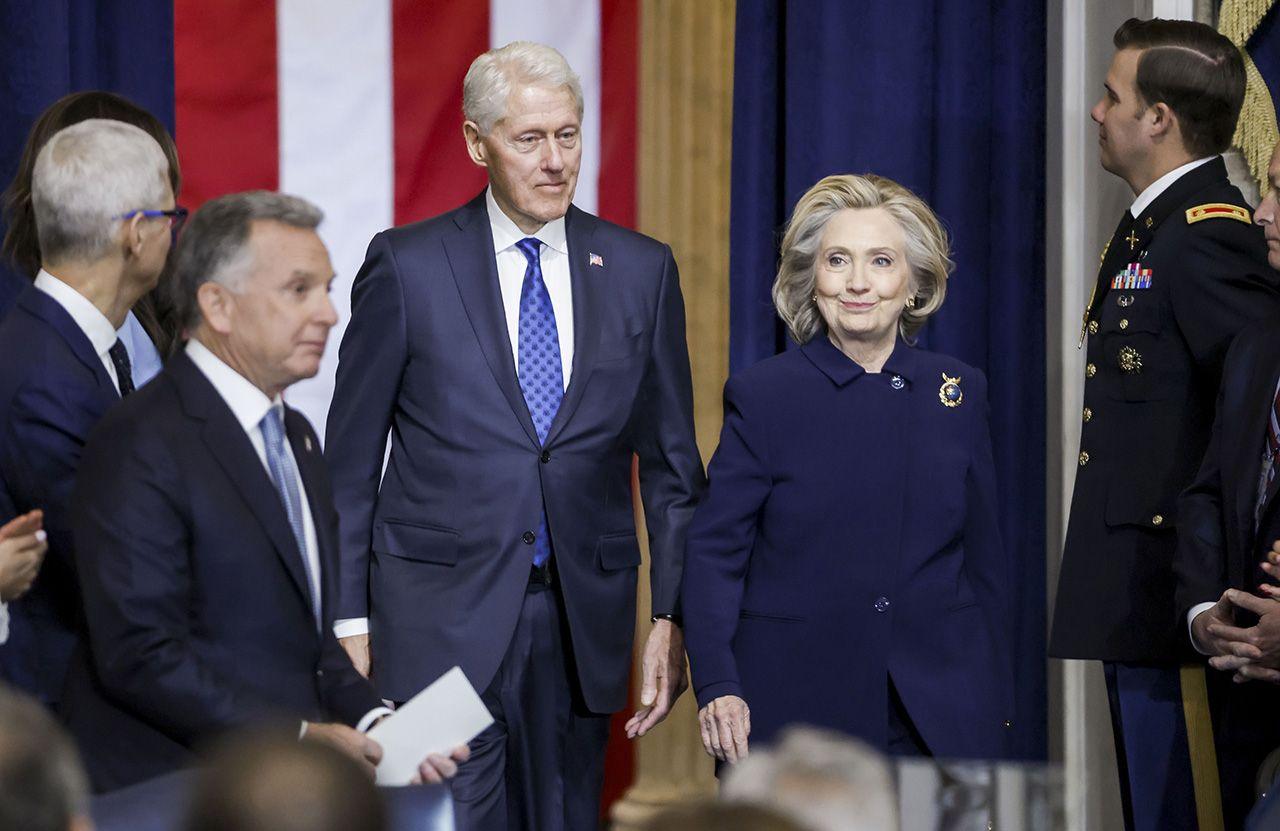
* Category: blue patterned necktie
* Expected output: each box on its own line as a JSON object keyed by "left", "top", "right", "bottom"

{"left": 516, "top": 237, "right": 562, "bottom": 567}
{"left": 260, "top": 406, "right": 321, "bottom": 629}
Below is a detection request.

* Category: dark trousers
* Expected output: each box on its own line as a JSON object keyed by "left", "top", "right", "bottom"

{"left": 449, "top": 578, "right": 611, "bottom": 831}
{"left": 1104, "top": 662, "right": 1196, "bottom": 831}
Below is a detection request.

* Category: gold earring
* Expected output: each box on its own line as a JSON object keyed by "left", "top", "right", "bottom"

{"left": 812, "top": 294, "right": 818, "bottom": 302}
{"left": 906, "top": 296, "right": 917, "bottom": 309}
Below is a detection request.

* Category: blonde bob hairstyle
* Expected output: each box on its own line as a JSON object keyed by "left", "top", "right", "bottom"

{"left": 772, "top": 174, "right": 953, "bottom": 345}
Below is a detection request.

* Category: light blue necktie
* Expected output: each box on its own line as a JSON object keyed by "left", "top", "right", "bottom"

{"left": 260, "top": 406, "right": 321, "bottom": 629}
{"left": 515, "top": 237, "right": 562, "bottom": 567}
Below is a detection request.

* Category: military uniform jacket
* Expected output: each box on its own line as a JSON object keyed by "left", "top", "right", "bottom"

{"left": 1050, "top": 157, "right": 1280, "bottom": 663}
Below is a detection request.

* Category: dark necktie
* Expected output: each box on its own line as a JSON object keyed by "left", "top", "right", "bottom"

{"left": 515, "top": 237, "right": 562, "bottom": 568}
{"left": 108, "top": 339, "right": 135, "bottom": 397}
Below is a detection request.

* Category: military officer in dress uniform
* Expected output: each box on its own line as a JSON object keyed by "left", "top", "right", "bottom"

{"left": 1049, "top": 18, "right": 1280, "bottom": 831}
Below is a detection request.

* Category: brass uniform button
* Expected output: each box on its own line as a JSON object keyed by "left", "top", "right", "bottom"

{"left": 1152, "top": 515, "right": 1163, "bottom": 526}
{"left": 1119, "top": 319, "right": 1129, "bottom": 330}
{"left": 1086, "top": 363, "right": 1097, "bottom": 378}
{"left": 1082, "top": 407, "right": 1092, "bottom": 422}
{"left": 1079, "top": 451, "right": 1090, "bottom": 466}
{"left": 1088, "top": 320, "right": 1099, "bottom": 335}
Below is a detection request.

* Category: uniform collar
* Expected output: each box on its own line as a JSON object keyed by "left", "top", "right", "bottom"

{"left": 1129, "top": 156, "right": 1215, "bottom": 218}
{"left": 485, "top": 187, "right": 569, "bottom": 256}
{"left": 33, "top": 268, "right": 118, "bottom": 362}
{"left": 800, "top": 334, "right": 918, "bottom": 387}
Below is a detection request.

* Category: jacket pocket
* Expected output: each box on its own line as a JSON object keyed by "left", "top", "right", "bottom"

{"left": 739, "top": 609, "right": 807, "bottom": 623}
{"left": 373, "top": 519, "right": 460, "bottom": 565}
{"left": 596, "top": 531, "right": 642, "bottom": 570}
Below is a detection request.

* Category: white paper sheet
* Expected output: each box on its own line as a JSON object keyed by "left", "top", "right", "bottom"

{"left": 367, "top": 666, "right": 493, "bottom": 786}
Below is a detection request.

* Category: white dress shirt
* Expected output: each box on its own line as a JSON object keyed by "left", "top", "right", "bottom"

{"left": 1129, "top": 156, "right": 1216, "bottom": 218}
{"left": 186, "top": 340, "right": 389, "bottom": 732}
{"left": 34, "top": 269, "right": 123, "bottom": 390}
{"left": 332, "top": 191, "right": 578, "bottom": 642}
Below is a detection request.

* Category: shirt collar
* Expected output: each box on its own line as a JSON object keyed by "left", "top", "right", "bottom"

{"left": 485, "top": 187, "right": 568, "bottom": 256}
{"left": 185, "top": 339, "right": 282, "bottom": 436}
{"left": 1129, "top": 156, "right": 1216, "bottom": 218}
{"left": 33, "top": 269, "right": 119, "bottom": 359}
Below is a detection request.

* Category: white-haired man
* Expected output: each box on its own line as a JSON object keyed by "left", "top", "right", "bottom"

{"left": 326, "top": 41, "right": 706, "bottom": 829}
{"left": 0, "top": 119, "right": 176, "bottom": 710}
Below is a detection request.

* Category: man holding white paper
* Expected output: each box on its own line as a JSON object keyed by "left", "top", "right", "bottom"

{"left": 60, "top": 192, "right": 467, "bottom": 791}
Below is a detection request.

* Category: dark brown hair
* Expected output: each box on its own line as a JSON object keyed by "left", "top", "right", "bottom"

{"left": 1, "top": 91, "right": 183, "bottom": 354}
{"left": 1113, "top": 17, "right": 1246, "bottom": 158}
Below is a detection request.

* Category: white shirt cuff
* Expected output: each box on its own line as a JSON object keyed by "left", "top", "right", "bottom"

{"left": 0, "top": 601, "right": 8, "bottom": 645}
{"left": 1188, "top": 602, "right": 1217, "bottom": 655}
{"left": 357, "top": 707, "right": 394, "bottom": 733}
{"left": 299, "top": 721, "right": 308, "bottom": 739}
{"left": 333, "top": 617, "right": 370, "bottom": 638}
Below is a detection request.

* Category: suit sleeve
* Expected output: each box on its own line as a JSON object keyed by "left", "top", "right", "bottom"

{"left": 631, "top": 245, "right": 707, "bottom": 617}
{"left": 325, "top": 232, "right": 410, "bottom": 621}
{"left": 682, "top": 375, "right": 770, "bottom": 708}
{"left": 72, "top": 421, "right": 287, "bottom": 745}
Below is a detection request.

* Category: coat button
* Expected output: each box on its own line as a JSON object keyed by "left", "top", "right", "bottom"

{"left": 890, "top": 375, "right": 905, "bottom": 390}
{"left": 315, "top": 669, "right": 325, "bottom": 678}
{"left": 522, "top": 531, "right": 536, "bottom": 545}
{"left": 1151, "top": 515, "right": 1163, "bottom": 526}
{"left": 1078, "top": 451, "right": 1090, "bottom": 466}
{"left": 874, "top": 597, "right": 890, "bottom": 612}
{"left": 540, "top": 450, "right": 551, "bottom": 463}
{"left": 1088, "top": 320, "right": 1099, "bottom": 335}
{"left": 1086, "top": 363, "right": 1097, "bottom": 378}
{"left": 1082, "top": 407, "right": 1092, "bottom": 422}
{"left": 1003, "top": 719, "right": 1013, "bottom": 729}
{"left": 1119, "top": 318, "right": 1129, "bottom": 330}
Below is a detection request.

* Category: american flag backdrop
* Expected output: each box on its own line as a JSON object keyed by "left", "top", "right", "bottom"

{"left": 174, "top": 0, "right": 639, "bottom": 440}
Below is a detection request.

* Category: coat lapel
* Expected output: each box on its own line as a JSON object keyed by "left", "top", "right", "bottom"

{"left": 544, "top": 205, "right": 602, "bottom": 446}
{"left": 170, "top": 353, "right": 316, "bottom": 614}
{"left": 19, "top": 287, "right": 119, "bottom": 401}
{"left": 1240, "top": 343, "right": 1280, "bottom": 555}
{"left": 442, "top": 193, "right": 540, "bottom": 447}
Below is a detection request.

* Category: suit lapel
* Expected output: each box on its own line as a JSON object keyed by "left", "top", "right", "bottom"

{"left": 1241, "top": 346, "right": 1280, "bottom": 551}
{"left": 19, "top": 287, "right": 119, "bottom": 401}
{"left": 171, "top": 353, "right": 316, "bottom": 614}
{"left": 443, "top": 194, "right": 540, "bottom": 447}
{"left": 544, "top": 205, "right": 602, "bottom": 446}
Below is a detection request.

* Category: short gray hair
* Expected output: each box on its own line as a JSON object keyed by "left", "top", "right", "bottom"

{"left": 0, "top": 685, "right": 89, "bottom": 831}
{"left": 722, "top": 726, "right": 898, "bottom": 831}
{"left": 31, "top": 118, "right": 170, "bottom": 265}
{"left": 463, "top": 41, "right": 584, "bottom": 135}
{"left": 774, "top": 174, "right": 953, "bottom": 345}
{"left": 170, "top": 190, "right": 323, "bottom": 331}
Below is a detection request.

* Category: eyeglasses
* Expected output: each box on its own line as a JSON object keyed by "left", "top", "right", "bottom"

{"left": 115, "top": 207, "right": 189, "bottom": 241}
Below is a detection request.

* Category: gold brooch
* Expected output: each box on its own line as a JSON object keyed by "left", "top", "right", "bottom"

{"left": 939, "top": 373, "right": 963, "bottom": 408}
{"left": 1119, "top": 345, "right": 1143, "bottom": 374}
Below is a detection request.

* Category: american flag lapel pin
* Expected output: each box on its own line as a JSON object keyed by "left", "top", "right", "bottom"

{"left": 589, "top": 252, "right": 604, "bottom": 268}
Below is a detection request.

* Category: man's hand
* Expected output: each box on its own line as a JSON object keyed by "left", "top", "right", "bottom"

{"left": 0, "top": 510, "right": 46, "bottom": 602}
{"left": 304, "top": 722, "right": 383, "bottom": 778}
{"left": 1204, "top": 590, "right": 1280, "bottom": 675}
{"left": 697, "top": 694, "right": 750, "bottom": 763}
{"left": 1191, "top": 591, "right": 1241, "bottom": 657}
{"left": 410, "top": 744, "right": 471, "bottom": 785}
{"left": 624, "top": 618, "right": 687, "bottom": 739}
{"left": 340, "top": 633, "right": 371, "bottom": 678}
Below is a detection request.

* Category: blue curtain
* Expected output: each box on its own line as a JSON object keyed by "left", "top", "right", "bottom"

{"left": 0, "top": 0, "right": 174, "bottom": 315}
{"left": 730, "top": 0, "right": 1047, "bottom": 759}
{"left": 1249, "top": 6, "right": 1279, "bottom": 105}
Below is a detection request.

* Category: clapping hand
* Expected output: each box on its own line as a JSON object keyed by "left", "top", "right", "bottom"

{"left": 0, "top": 510, "right": 47, "bottom": 602}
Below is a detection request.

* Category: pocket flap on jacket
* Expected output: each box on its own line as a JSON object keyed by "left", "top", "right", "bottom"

{"left": 596, "top": 532, "right": 641, "bottom": 570}
{"left": 373, "top": 520, "right": 460, "bottom": 565}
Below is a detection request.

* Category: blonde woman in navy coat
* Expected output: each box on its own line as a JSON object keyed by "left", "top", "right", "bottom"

{"left": 683, "top": 174, "right": 1014, "bottom": 765}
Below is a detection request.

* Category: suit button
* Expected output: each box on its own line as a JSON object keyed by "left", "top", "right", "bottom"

{"left": 1082, "top": 407, "right": 1092, "bottom": 422}
{"left": 1003, "top": 719, "right": 1013, "bottom": 729}
{"left": 315, "top": 669, "right": 325, "bottom": 678}
{"left": 522, "top": 531, "right": 536, "bottom": 545}
{"left": 874, "top": 597, "right": 890, "bottom": 613}
{"left": 1088, "top": 320, "right": 1099, "bottom": 335}
{"left": 1086, "top": 363, "right": 1097, "bottom": 378}
{"left": 1152, "top": 515, "right": 1163, "bottom": 526}
{"left": 1119, "top": 318, "right": 1129, "bottom": 330}
{"left": 1078, "top": 451, "right": 1090, "bottom": 466}
{"left": 540, "top": 450, "right": 551, "bottom": 463}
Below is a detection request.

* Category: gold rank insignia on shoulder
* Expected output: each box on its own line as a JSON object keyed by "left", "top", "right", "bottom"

{"left": 1185, "top": 203, "right": 1251, "bottom": 225}
{"left": 939, "top": 373, "right": 963, "bottom": 408}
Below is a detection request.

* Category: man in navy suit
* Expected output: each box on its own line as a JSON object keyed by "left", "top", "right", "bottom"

{"left": 326, "top": 41, "right": 706, "bottom": 830}
{"left": 1175, "top": 138, "right": 1280, "bottom": 826}
{"left": 0, "top": 119, "right": 176, "bottom": 707}
{"left": 62, "top": 191, "right": 467, "bottom": 792}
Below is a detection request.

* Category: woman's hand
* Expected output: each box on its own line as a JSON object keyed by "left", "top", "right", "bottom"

{"left": 697, "top": 694, "right": 750, "bottom": 763}
{"left": 0, "top": 510, "right": 46, "bottom": 602}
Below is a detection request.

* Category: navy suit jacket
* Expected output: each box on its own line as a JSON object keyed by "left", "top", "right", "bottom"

{"left": 0, "top": 286, "right": 122, "bottom": 704}
{"left": 62, "top": 351, "right": 383, "bottom": 792}
{"left": 1176, "top": 319, "right": 1280, "bottom": 620}
{"left": 683, "top": 337, "right": 1015, "bottom": 759}
{"left": 326, "top": 193, "right": 706, "bottom": 711}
